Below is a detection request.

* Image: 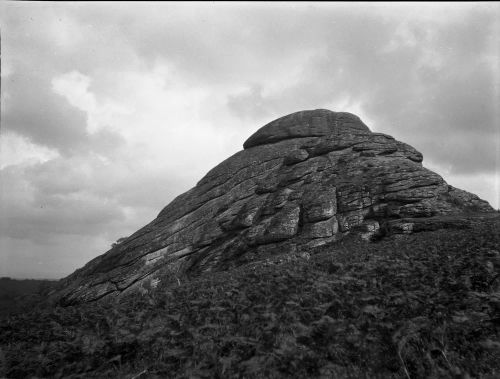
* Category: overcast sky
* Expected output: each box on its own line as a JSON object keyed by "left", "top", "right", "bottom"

{"left": 1, "top": 2, "right": 499, "bottom": 279}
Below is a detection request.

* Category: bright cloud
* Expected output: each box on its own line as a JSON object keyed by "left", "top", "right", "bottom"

{"left": 0, "top": 132, "right": 60, "bottom": 169}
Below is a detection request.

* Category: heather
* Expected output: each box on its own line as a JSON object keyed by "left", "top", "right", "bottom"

{"left": 1, "top": 216, "right": 499, "bottom": 378}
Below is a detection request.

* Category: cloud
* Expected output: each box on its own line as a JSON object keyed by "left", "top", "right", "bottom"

{"left": 0, "top": 2, "right": 498, "bottom": 278}
{"left": 2, "top": 71, "right": 89, "bottom": 154}
{"left": 0, "top": 163, "right": 125, "bottom": 243}
{"left": 0, "top": 235, "right": 111, "bottom": 279}
{"left": 0, "top": 151, "right": 195, "bottom": 241}
{"left": 0, "top": 132, "right": 59, "bottom": 169}
{"left": 227, "top": 84, "right": 272, "bottom": 120}
{"left": 52, "top": 71, "right": 130, "bottom": 134}
{"left": 221, "top": 5, "right": 500, "bottom": 176}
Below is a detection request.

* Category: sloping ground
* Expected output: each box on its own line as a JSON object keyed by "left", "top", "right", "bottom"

{"left": 1, "top": 213, "right": 499, "bottom": 378}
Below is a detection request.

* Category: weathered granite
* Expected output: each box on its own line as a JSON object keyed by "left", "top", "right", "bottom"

{"left": 53, "top": 109, "right": 494, "bottom": 305}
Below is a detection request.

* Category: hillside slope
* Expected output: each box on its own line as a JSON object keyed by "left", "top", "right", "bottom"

{"left": 2, "top": 213, "right": 499, "bottom": 378}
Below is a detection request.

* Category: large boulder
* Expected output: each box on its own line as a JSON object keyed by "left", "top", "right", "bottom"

{"left": 54, "top": 109, "right": 494, "bottom": 304}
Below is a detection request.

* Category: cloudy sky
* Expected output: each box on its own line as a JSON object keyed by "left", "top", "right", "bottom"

{"left": 1, "top": 2, "right": 499, "bottom": 279}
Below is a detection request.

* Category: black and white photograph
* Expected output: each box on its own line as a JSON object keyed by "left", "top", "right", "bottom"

{"left": 0, "top": 2, "right": 499, "bottom": 378}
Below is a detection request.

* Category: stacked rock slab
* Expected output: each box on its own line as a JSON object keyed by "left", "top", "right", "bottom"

{"left": 56, "top": 109, "right": 493, "bottom": 304}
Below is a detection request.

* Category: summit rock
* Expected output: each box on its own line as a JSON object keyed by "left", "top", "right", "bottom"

{"left": 54, "top": 109, "right": 494, "bottom": 304}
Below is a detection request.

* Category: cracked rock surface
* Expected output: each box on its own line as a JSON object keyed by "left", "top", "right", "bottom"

{"left": 54, "top": 109, "right": 494, "bottom": 305}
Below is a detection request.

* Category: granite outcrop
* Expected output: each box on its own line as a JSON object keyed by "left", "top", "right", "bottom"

{"left": 54, "top": 109, "right": 493, "bottom": 304}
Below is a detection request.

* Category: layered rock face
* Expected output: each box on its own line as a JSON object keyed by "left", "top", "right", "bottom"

{"left": 55, "top": 109, "right": 493, "bottom": 304}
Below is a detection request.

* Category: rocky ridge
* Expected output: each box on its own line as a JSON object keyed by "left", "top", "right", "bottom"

{"left": 55, "top": 109, "right": 493, "bottom": 305}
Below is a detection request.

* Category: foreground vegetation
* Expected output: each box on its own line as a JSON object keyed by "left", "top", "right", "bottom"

{"left": 1, "top": 216, "right": 499, "bottom": 378}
